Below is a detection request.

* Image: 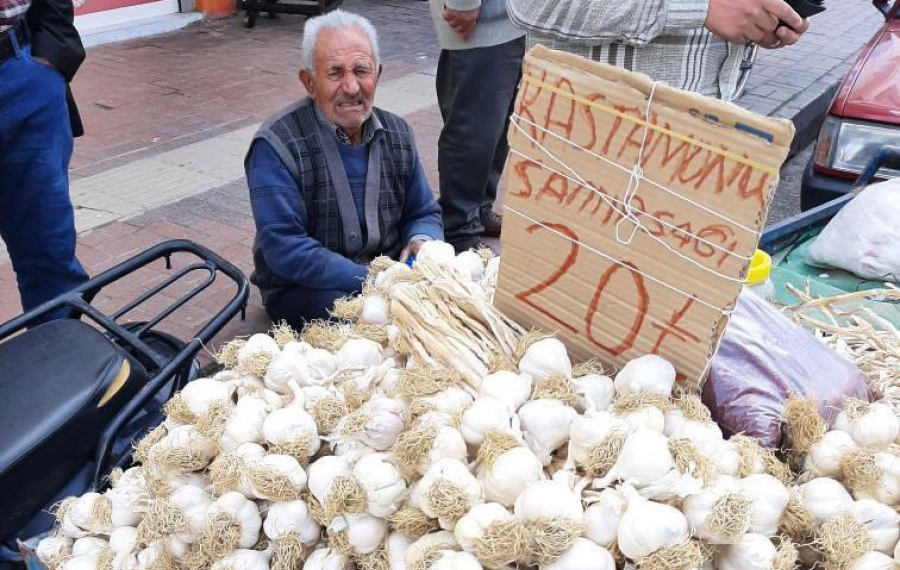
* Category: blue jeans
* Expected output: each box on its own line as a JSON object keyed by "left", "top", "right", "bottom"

{"left": 0, "top": 39, "right": 88, "bottom": 320}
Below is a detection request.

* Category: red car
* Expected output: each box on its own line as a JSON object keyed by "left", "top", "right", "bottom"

{"left": 801, "top": 0, "right": 900, "bottom": 209}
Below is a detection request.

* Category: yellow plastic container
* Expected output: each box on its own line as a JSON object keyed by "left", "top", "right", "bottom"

{"left": 745, "top": 249, "right": 775, "bottom": 302}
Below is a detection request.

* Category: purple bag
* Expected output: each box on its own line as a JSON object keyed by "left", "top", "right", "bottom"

{"left": 703, "top": 289, "right": 872, "bottom": 449}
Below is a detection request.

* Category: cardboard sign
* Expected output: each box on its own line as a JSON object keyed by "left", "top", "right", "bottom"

{"left": 495, "top": 46, "right": 794, "bottom": 387}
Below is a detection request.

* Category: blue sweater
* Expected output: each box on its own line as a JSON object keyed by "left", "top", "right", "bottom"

{"left": 247, "top": 138, "right": 443, "bottom": 293}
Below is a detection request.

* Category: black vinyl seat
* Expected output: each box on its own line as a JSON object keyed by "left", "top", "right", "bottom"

{"left": 0, "top": 319, "right": 146, "bottom": 540}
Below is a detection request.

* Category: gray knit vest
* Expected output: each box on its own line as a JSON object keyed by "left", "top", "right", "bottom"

{"left": 249, "top": 99, "right": 416, "bottom": 297}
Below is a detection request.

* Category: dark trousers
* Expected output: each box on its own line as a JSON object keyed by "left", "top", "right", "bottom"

{"left": 436, "top": 37, "right": 525, "bottom": 252}
{"left": 0, "top": 39, "right": 87, "bottom": 320}
{"left": 264, "top": 287, "right": 352, "bottom": 330}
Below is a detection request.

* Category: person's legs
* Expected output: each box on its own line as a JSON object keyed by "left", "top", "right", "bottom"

{"left": 0, "top": 43, "right": 88, "bottom": 321}
{"left": 436, "top": 37, "right": 525, "bottom": 252}
{"left": 264, "top": 287, "right": 350, "bottom": 330}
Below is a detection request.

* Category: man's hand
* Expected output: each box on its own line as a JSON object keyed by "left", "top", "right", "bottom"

{"left": 399, "top": 240, "right": 426, "bottom": 264}
{"left": 757, "top": 18, "right": 809, "bottom": 49}
{"left": 443, "top": 7, "right": 479, "bottom": 41}
{"left": 705, "top": 0, "right": 805, "bottom": 44}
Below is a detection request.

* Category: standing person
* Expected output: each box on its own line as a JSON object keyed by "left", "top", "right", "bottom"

{"left": 506, "top": 0, "right": 810, "bottom": 99}
{"left": 431, "top": 0, "right": 525, "bottom": 252}
{"left": 0, "top": 0, "right": 88, "bottom": 321}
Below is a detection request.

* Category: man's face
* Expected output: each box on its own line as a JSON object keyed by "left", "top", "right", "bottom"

{"left": 300, "top": 26, "right": 381, "bottom": 137}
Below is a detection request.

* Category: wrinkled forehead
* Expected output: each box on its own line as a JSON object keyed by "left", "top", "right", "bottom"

{"left": 314, "top": 26, "right": 376, "bottom": 68}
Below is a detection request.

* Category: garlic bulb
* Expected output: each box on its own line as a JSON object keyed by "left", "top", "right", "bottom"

{"left": 220, "top": 396, "right": 269, "bottom": 452}
{"left": 148, "top": 424, "right": 217, "bottom": 476}
{"left": 238, "top": 333, "right": 280, "bottom": 360}
{"left": 247, "top": 454, "right": 308, "bottom": 501}
{"left": 619, "top": 405, "right": 666, "bottom": 433}
{"left": 353, "top": 452, "right": 407, "bottom": 517}
{"left": 36, "top": 536, "right": 73, "bottom": 565}
{"left": 692, "top": 437, "right": 740, "bottom": 477}
{"left": 452, "top": 251, "right": 486, "bottom": 282}
{"left": 72, "top": 537, "right": 107, "bottom": 557}
{"left": 682, "top": 476, "right": 749, "bottom": 544}
{"left": 342, "top": 395, "right": 405, "bottom": 451}
{"left": 430, "top": 550, "right": 483, "bottom": 570}
{"left": 416, "top": 241, "right": 457, "bottom": 267}
{"left": 406, "top": 531, "right": 459, "bottom": 569}
{"left": 413, "top": 459, "right": 484, "bottom": 530}
{"left": 460, "top": 397, "right": 512, "bottom": 446}
{"left": 421, "top": 387, "right": 475, "bottom": 417}
{"left": 517, "top": 399, "right": 577, "bottom": 465}
{"left": 361, "top": 295, "right": 391, "bottom": 325}
{"left": 308, "top": 455, "right": 353, "bottom": 505}
{"left": 571, "top": 373, "right": 614, "bottom": 413}
{"left": 454, "top": 502, "right": 514, "bottom": 552}
{"left": 168, "top": 484, "right": 213, "bottom": 542}
{"left": 304, "top": 548, "right": 353, "bottom": 570}
{"left": 740, "top": 474, "right": 789, "bottom": 537}
{"left": 210, "top": 549, "right": 270, "bottom": 570}
{"left": 616, "top": 485, "right": 688, "bottom": 560}
{"left": 613, "top": 355, "right": 675, "bottom": 397}
{"left": 329, "top": 512, "right": 388, "bottom": 555}
{"left": 833, "top": 401, "right": 898, "bottom": 451}
{"left": 177, "top": 377, "right": 234, "bottom": 417}
{"left": 714, "top": 533, "right": 776, "bottom": 570}
{"left": 336, "top": 338, "right": 383, "bottom": 371}
{"left": 375, "top": 263, "right": 414, "bottom": 293}
{"left": 800, "top": 477, "right": 854, "bottom": 524}
{"left": 387, "top": 532, "right": 413, "bottom": 570}
{"left": 567, "top": 412, "right": 628, "bottom": 468}
{"left": 583, "top": 488, "right": 626, "bottom": 548}
{"left": 514, "top": 480, "right": 583, "bottom": 523}
{"left": 106, "top": 467, "right": 147, "bottom": 528}
{"left": 542, "top": 537, "right": 615, "bottom": 570}
{"left": 667, "top": 417, "right": 723, "bottom": 449}
{"left": 263, "top": 500, "right": 321, "bottom": 548}
{"left": 61, "top": 555, "right": 100, "bottom": 570}
{"left": 206, "top": 492, "right": 262, "bottom": 549}
{"left": 479, "top": 371, "right": 532, "bottom": 413}
{"left": 596, "top": 428, "right": 673, "bottom": 488}
{"left": 848, "top": 551, "right": 895, "bottom": 570}
{"left": 262, "top": 402, "right": 320, "bottom": 459}
{"left": 265, "top": 351, "right": 311, "bottom": 393}
{"left": 803, "top": 429, "right": 858, "bottom": 478}
{"left": 479, "top": 444, "right": 542, "bottom": 507}
{"left": 850, "top": 499, "right": 899, "bottom": 554}
{"left": 62, "top": 493, "right": 111, "bottom": 537}
{"left": 518, "top": 337, "right": 572, "bottom": 380}
{"left": 109, "top": 527, "right": 137, "bottom": 565}
{"left": 849, "top": 451, "right": 899, "bottom": 506}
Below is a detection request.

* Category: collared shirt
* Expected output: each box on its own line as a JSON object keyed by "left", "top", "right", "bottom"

{"left": 313, "top": 103, "right": 383, "bottom": 146}
{"left": 0, "top": 0, "right": 30, "bottom": 32}
{"left": 506, "top": 0, "right": 748, "bottom": 100}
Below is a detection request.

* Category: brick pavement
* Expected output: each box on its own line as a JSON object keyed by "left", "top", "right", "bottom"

{"left": 0, "top": 0, "right": 888, "bottom": 358}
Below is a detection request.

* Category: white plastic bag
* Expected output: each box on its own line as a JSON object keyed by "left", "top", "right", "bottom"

{"left": 806, "top": 178, "right": 900, "bottom": 282}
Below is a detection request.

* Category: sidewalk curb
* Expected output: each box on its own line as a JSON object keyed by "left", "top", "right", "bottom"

{"left": 785, "top": 81, "right": 838, "bottom": 159}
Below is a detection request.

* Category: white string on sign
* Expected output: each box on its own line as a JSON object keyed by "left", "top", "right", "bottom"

{"left": 615, "top": 81, "right": 661, "bottom": 246}
{"left": 509, "top": 114, "right": 760, "bottom": 236}
{"left": 503, "top": 205, "right": 735, "bottom": 317}
{"left": 507, "top": 117, "right": 750, "bottom": 284}
{"left": 507, "top": 148, "right": 742, "bottom": 260}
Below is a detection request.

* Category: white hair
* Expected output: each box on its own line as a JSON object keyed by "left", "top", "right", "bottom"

{"left": 301, "top": 9, "right": 380, "bottom": 72}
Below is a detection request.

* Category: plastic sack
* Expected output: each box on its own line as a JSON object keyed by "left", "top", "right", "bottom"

{"left": 806, "top": 177, "right": 900, "bottom": 282}
{"left": 702, "top": 289, "right": 871, "bottom": 449}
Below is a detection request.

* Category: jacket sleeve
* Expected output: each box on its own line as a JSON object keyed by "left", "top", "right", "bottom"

{"left": 505, "top": 0, "right": 709, "bottom": 46}
{"left": 399, "top": 145, "right": 444, "bottom": 246}
{"left": 247, "top": 139, "right": 368, "bottom": 293}
{"left": 26, "top": 0, "right": 85, "bottom": 81}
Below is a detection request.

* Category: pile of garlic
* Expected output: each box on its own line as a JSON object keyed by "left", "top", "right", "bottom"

{"left": 36, "top": 242, "right": 900, "bottom": 570}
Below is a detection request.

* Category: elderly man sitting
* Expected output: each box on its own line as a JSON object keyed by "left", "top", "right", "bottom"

{"left": 246, "top": 10, "right": 443, "bottom": 328}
